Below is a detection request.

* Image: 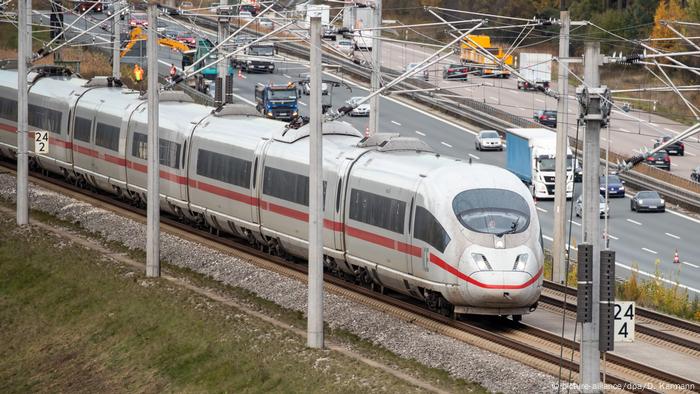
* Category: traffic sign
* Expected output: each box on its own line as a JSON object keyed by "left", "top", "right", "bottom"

{"left": 34, "top": 130, "right": 49, "bottom": 154}
{"left": 614, "top": 301, "right": 635, "bottom": 342}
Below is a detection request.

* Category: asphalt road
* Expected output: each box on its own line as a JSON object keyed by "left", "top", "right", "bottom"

{"left": 46, "top": 11, "right": 700, "bottom": 295}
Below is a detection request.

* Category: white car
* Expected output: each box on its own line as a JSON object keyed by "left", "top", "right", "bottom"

{"left": 575, "top": 194, "right": 609, "bottom": 218}
{"left": 258, "top": 17, "right": 273, "bottom": 29}
{"left": 299, "top": 80, "right": 328, "bottom": 95}
{"left": 475, "top": 130, "right": 503, "bottom": 151}
{"left": 238, "top": 11, "right": 252, "bottom": 19}
{"left": 347, "top": 97, "right": 370, "bottom": 117}
{"left": 334, "top": 39, "right": 353, "bottom": 56}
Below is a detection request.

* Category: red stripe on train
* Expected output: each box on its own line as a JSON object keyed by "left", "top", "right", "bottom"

{"left": 429, "top": 253, "right": 542, "bottom": 289}
{"left": 345, "top": 225, "right": 395, "bottom": 249}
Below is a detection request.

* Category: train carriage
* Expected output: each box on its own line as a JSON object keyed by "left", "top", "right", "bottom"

{"left": 0, "top": 70, "right": 18, "bottom": 157}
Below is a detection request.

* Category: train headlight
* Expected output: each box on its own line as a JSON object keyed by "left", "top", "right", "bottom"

{"left": 471, "top": 253, "right": 492, "bottom": 271}
{"left": 513, "top": 254, "right": 528, "bottom": 271}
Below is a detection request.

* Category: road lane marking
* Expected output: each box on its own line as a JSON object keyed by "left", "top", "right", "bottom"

{"left": 490, "top": 96, "right": 498, "bottom": 101}
{"left": 391, "top": 120, "right": 402, "bottom": 126}
{"left": 542, "top": 234, "right": 577, "bottom": 251}
{"left": 664, "top": 127, "right": 676, "bottom": 133}
{"left": 619, "top": 128, "right": 631, "bottom": 133}
{"left": 415, "top": 130, "right": 426, "bottom": 136}
{"left": 616, "top": 261, "right": 700, "bottom": 294}
{"left": 642, "top": 247, "right": 658, "bottom": 254}
{"left": 686, "top": 151, "right": 696, "bottom": 156}
{"left": 536, "top": 207, "right": 547, "bottom": 213}
{"left": 468, "top": 153, "right": 480, "bottom": 160}
{"left": 650, "top": 122, "right": 659, "bottom": 127}
{"left": 626, "top": 218, "right": 642, "bottom": 226}
{"left": 683, "top": 262, "right": 699, "bottom": 268}
{"left": 441, "top": 141, "right": 452, "bottom": 148}
{"left": 535, "top": 98, "right": 544, "bottom": 103}
{"left": 607, "top": 234, "right": 619, "bottom": 240}
{"left": 665, "top": 232, "right": 680, "bottom": 239}
{"left": 570, "top": 220, "right": 581, "bottom": 226}
{"left": 283, "top": 74, "right": 291, "bottom": 79}
{"left": 671, "top": 163, "right": 679, "bottom": 167}
{"left": 298, "top": 101, "right": 307, "bottom": 106}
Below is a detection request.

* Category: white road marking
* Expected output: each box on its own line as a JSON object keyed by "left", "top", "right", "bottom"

{"left": 415, "top": 130, "right": 426, "bottom": 136}
{"left": 441, "top": 141, "right": 452, "bottom": 148}
{"left": 665, "top": 232, "right": 680, "bottom": 239}
{"left": 490, "top": 96, "right": 499, "bottom": 101}
{"left": 616, "top": 261, "right": 700, "bottom": 294}
{"left": 570, "top": 220, "right": 581, "bottom": 226}
{"left": 626, "top": 218, "right": 642, "bottom": 226}
{"left": 642, "top": 247, "right": 658, "bottom": 254}
{"left": 232, "top": 93, "right": 256, "bottom": 107}
{"left": 607, "top": 234, "right": 619, "bottom": 240}
{"left": 535, "top": 98, "right": 545, "bottom": 103}
{"left": 536, "top": 206, "right": 547, "bottom": 213}
{"left": 650, "top": 138, "right": 657, "bottom": 142}
{"left": 542, "top": 234, "right": 578, "bottom": 251}
{"left": 683, "top": 262, "right": 699, "bottom": 268}
{"left": 468, "top": 153, "right": 480, "bottom": 160}
{"left": 619, "top": 128, "right": 631, "bottom": 133}
{"left": 671, "top": 163, "right": 679, "bottom": 167}
{"left": 391, "top": 120, "right": 402, "bottom": 126}
{"left": 664, "top": 127, "right": 677, "bottom": 133}
{"left": 650, "top": 122, "right": 659, "bottom": 127}
{"left": 298, "top": 101, "right": 307, "bottom": 106}
{"left": 519, "top": 107, "right": 528, "bottom": 112}
{"left": 686, "top": 151, "right": 696, "bottom": 157}
{"left": 283, "top": 74, "right": 291, "bottom": 79}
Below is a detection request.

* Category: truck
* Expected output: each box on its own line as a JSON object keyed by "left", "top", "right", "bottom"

{"left": 305, "top": 4, "right": 330, "bottom": 25}
{"left": 348, "top": 5, "right": 374, "bottom": 50}
{"left": 182, "top": 38, "right": 234, "bottom": 80}
{"left": 234, "top": 41, "right": 275, "bottom": 73}
{"left": 255, "top": 83, "right": 299, "bottom": 121}
{"left": 516, "top": 53, "right": 552, "bottom": 90}
{"left": 505, "top": 128, "right": 573, "bottom": 199}
{"left": 460, "top": 35, "right": 514, "bottom": 78}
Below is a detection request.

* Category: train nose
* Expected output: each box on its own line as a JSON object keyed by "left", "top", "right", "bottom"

{"left": 459, "top": 247, "right": 542, "bottom": 308}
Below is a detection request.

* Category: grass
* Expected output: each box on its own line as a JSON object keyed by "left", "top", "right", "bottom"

{"left": 0, "top": 206, "right": 487, "bottom": 393}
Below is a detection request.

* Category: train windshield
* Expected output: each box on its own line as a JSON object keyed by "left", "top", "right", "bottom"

{"left": 452, "top": 189, "right": 530, "bottom": 236}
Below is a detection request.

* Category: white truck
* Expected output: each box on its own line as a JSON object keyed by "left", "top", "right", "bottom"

{"left": 506, "top": 128, "right": 573, "bottom": 199}
{"left": 516, "top": 53, "right": 552, "bottom": 90}
{"left": 348, "top": 5, "right": 374, "bottom": 50}
{"left": 304, "top": 4, "right": 330, "bottom": 25}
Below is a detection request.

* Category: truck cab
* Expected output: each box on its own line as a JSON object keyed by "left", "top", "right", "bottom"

{"left": 255, "top": 83, "right": 299, "bottom": 121}
{"left": 191, "top": 38, "right": 234, "bottom": 80}
{"left": 505, "top": 128, "right": 573, "bottom": 199}
{"left": 236, "top": 41, "right": 276, "bottom": 73}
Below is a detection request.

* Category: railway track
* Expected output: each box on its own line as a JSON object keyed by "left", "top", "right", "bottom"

{"left": 2, "top": 161, "right": 698, "bottom": 393}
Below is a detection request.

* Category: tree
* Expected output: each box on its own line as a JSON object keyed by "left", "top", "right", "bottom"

{"left": 650, "top": 0, "right": 688, "bottom": 52}
{"left": 688, "top": 0, "right": 700, "bottom": 21}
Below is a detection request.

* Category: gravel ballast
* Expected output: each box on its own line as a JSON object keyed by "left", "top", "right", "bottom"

{"left": 0, "top": 174, "right": 560, "bottom": 393}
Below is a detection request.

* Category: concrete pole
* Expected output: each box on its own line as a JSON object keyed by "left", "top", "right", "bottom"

{"left": 307, "top": 14, "right": 324, "bottom": 349}
{"left": 16, "top": 0, "right": 31, "bottom": 226}
{"left": 216, "top": 0, "right": 229, "bottom": 105}
{"left": 580, "top": 41, "right": 602, "bottom": 393}
{"left": 552, "top": 8, "right": 570, "bottom": 285}
{"left": 368, "top": 0, "right": 381, "bottom": 135}
{"left": 112, "top": 0, "right": 121, "bottom": 79}
{"left": 146, "top": 2, "right": 160, "bottom": 278}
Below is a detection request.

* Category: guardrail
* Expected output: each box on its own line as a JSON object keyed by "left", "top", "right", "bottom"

{"left": 179, "top": 14, "right": 700, "bottom": 211}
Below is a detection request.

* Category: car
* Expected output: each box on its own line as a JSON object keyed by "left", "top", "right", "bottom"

{"left": 176, "top": 32, "right": 196, "bottom": 48}
{"left": 475, "top": 130, "right": 503, "bottom": 151}
{"left": 333, "top": 39, "right": 354, "bottom": 56}
{"left": 240, "top": 4, "right": 257, "bottom": 16}
{"left": 630, "top": 191, "right": 665, "bottom": 212}
{"left": 129, "top": 14, "right": 148, "bottom": 28}
{"left": 575, "top": 194, "right": 609, "bottom": 218}
{"left": 653, "top": 135, "right": 684, "bottom": 156}
{"left": 533, "top": 109, "right": 557, "bottom": 128}
{"left": 179, "top": 1, "right": 193, "bottom": 10}
{"left": 645, "top": 150, "right": 671, "bottom": 171}
{"left": 258, "top": 17, "right": 273, "bottom": 29}
{"left": 347, "top": 97, "right": 370, "bottom": 117}
{"left": 238, "top": 11, "right": 253, "bottom": 19}
{"left": 599, "top": 175, "right": 625, "bottom": 197}
{"left": 163, "top": 29, "right": 179, "bottom": 40}
{"left": 298, "top": 80, "right": 328, "bottom": 96}
{"left": 156, "top": 20, "right": 167, "bottom": 33}
{"left": 405, "top": 63, "right": 429, "bottom": 81}
{"left": 573, "top": 158, "right": 583, "bottom": 183}
{"left": 692, "top": 166, "right": 700, "bottom": 183}
{"left": 322, "top": 24, "right": 337, "bottom": 40}
{"left": 442, "top": 64, "right": 468, "bottom": 80}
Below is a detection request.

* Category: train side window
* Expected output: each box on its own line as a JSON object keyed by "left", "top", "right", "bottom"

{"left": 73, "top": 117, "right": 92, "bottom": 142}
{"left": 28, "top": 104, "right": 62, "bottom": 134}
{"left": 181, "top": 140, "right": 187, "bottom": 169}
{"left": 196, "top": 149, "right": 251, "bottom": 188}
{"left": 335, "top": 179, "right": 342, "bottom": 212}
{"left": 414, "top": 206, "right": 450, "bottom": 253}
{"left": 159, "top": 138, "right": 181, "bottom": 169}
{"left": 0, "top": 97, "right": 17, "bottom": 121}
{"left": 252, "top": 157, "right": 258, "bottom": 187}
{"left": 262, "top": 166, "right": 309, "bottom": 206}
{"left": 348, "top": 189, "right": 406, "bottom": 234}
{"left": 95, "top": 122, "right": 120, "bottom": 151}
{"left": 408, "top": 197, "right": 414, "bottom": 235}
{"left": 132, "top": 132, "right": 148, "bottom": 159}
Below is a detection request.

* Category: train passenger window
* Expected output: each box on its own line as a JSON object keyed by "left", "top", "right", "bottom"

{"left": 196, "top": 149, "right": 251, "bottom": 188}
{"left": 262, "top": 166, "right": 327, "bottom": 208}
{"left": 414, "top": 206, "right": 450, "bottom": 253}
{"left": 95, "top": 122, "right": 120, "bottom": 151}
{"left": 73, "top": 117, "right": 92, "bottom": 142}
{"left": 28, "top": 104, "right": 62, "bottom": 134}
{"left": 0, "top": 97, "right": 17, "bottom": 121}
{"left": 452, "top": 188, "right": 530, "bottom": 235}
{"left": 159, "top": 138, "right": 181, "bottom": 169}
{"left": 348, "top": 189, "right": 406, "bottom": 234}
{"left": 335, "top": 179, "right": 342, "bottom": 212}
{"left": 132, "top": 132, "right": 148, "bottom": 159}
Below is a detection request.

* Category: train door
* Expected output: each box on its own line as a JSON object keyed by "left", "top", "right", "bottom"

{"left": 250, "top": 138, "right": 271, "bottom": 225}
{"left": 333, "top": 158, "right": 353, "bottom": 251}
{"left": 409, "top": 180, "right": 427, "bottom": 278}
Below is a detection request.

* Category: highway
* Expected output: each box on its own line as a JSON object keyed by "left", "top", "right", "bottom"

{"left": 45, "top": 11, "right": 700, "bottom": 295}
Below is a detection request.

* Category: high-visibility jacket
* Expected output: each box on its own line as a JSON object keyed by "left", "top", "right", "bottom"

{"left": 134, "top": 65, "right": 144, "bottom": 82}
{"left": 170, "top": 65, "right": 177, "bottom": 76}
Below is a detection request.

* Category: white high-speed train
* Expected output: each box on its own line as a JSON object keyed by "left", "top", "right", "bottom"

{"left": 0, "top": 66, "right": 544, "bottom": 319}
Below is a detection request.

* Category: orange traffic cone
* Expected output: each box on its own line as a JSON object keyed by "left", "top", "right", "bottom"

{"left": 364, "top": 127, "right": 370, "bottom": 137}
{"left": 673, "top": 250, "right": 680, "bottom": 264}
{"left": 237, "top": 69, "right": 244, "bottom": 79}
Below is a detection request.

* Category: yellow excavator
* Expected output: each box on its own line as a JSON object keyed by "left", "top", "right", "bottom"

{"left": 120, "top": 27, "right": 190, "bottom": 58}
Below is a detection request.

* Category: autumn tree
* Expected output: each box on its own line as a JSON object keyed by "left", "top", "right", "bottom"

{"left": 650, "top": 0, "right": 688, "bottom": 52}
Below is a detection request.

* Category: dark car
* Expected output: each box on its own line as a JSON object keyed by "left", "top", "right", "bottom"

{"left": 692, "top": 166, "right": 700, "bottom": 183}
{"left": 645, "top": 150, "right": 671, "bottom": 171}
{"left": 442, "top": 64, "right": 468, "bottom": 80}
{"left": 631, "top": 191, "right": 665, "bottom": 212}
{"left": 599, "top": 175, "right": 625, "bottom": 197}
{"left": 322, "top": 24, "right": 337, "bottom": 40}
{"left": 533, "top": 110, "right": 557, "bottom": 128}
{"left": 573, "top": 158, "right": 583, "bottom": 183}
{"left": 653, "top": 135, "right": 684, "bottom": 156}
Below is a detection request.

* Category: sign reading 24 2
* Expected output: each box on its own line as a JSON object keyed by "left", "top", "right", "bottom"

{"left": 34, "top": 130, "right": 49, "bottom": 154}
